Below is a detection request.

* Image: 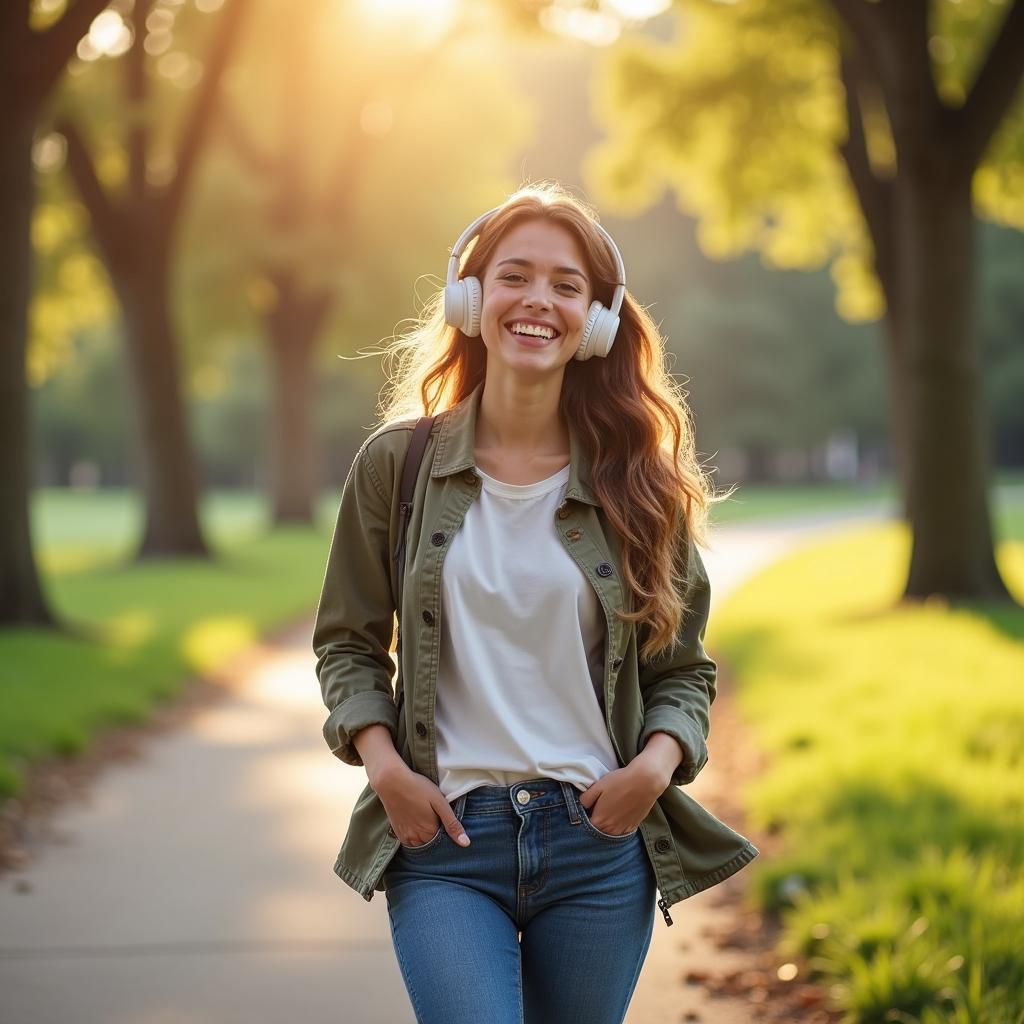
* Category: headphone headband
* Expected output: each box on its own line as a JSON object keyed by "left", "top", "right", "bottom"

{"left": 445, "top": 204, "right": 626, "bottom": 319}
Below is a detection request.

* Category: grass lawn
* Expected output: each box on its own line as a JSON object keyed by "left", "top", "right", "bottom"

{"left": 0, "top": 489, "right": 342, "bottom": 799}
{"left": 708, "top": 469, "right": 1024, "bottom": 527}
{"left": 712, "top": 498, "right": 1024, "bottom": 1021}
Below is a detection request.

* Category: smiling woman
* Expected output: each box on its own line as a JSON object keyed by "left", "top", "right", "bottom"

{"left": 313, "top": 182, "right": 757, "bottom": 1024}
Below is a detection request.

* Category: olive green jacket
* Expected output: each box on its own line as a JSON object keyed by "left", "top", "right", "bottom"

{"left": 312, "top": 379, "right": 758, "bottom": 926}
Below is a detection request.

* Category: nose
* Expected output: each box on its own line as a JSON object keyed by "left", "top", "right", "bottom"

{"left": 523, "top": 286, "right": 552, "bottom": 311}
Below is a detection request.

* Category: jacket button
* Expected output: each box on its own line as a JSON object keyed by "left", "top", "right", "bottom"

{"left": 556, "top": 505, "right": 570, "bottom": 520}
{"left": 596, "top": 562, "right": 614, "bottom": 578}
{"left": 566, "top": 528, "right": 581, "bottom": 541}
{"left": 463, "top": 471, "right": 477, "bottom": 484}
{"left": 431, "top": 531, "right": 446, "bottom": 546}
{"left": 612, "top": 657, "right": 623, "bottom": 669}
{"left": 415, "top": 721, "right": 427, "bottom": 737}
{"left": 422, "top": 610, "right": 434, "bottom": 626}
{"left": 655, "top": 837, "right": 672, "bottom": 853}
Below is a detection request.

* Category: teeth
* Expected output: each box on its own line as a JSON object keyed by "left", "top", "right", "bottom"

{"left": 509, "top": 323, "right": 556, "bottom": 339}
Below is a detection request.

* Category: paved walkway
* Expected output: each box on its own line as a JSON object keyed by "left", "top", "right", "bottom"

{"left": 0, "top": 502, "right": 893, "bottom": 1024}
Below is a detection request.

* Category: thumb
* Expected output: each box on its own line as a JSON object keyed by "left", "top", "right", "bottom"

{"left": 438, "top": 803, "right": 471, "bottom": 847}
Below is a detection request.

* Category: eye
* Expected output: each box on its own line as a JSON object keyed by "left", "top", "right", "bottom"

{"left": 500, "top": 273, "right": 581, "bottom": 294}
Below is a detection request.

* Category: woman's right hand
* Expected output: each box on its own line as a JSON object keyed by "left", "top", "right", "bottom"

{"left": 374, "top": 762, "right": 471, "bottom": 849}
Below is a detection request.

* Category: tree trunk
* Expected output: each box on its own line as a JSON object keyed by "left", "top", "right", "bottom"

{"left": 267, "top": 330, "right": 316, "bottom": 524}
{"left": 879, "top": 318, "right": 912, "bottom": 521}
{"left": 0, "top": 102, "right": 57, "bottom": 627}
{"left": 896, "top": 150, "right": 1011, "bottom": 600}
{"left": 116, "top": 259, "right": 208, "bottom": 558}
{"left": 264, "top": 279, "right": 330, "bottom": 524}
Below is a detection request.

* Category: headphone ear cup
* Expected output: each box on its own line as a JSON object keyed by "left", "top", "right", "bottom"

{"left": 576, "top": 300, "right": 619, "bottom": 360}
{"left": 444, "top": 276, "right": 483, "bottom": 337}
{"left": 463, "top": 276, "right": 482, "bottom": 337}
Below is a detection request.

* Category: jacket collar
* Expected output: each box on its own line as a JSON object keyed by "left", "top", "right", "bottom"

{"left": 430, "top": 378, "right": 601, "bottom": 508}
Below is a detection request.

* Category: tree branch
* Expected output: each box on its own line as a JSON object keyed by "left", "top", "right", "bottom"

{"left": 126, "top": 0, "right": 153, "bottom": 204}
{"left": 163, "top": 0, "right": 248, "bottom": 225}
{"left": 31, "top": 0, "right": 111, "bottom": 100}
{"left": 830, "top": 0, "right": 937, "bottom": 150}
{"left": 215, "top": 97, "right": 280, "bottom": 177}
{"left": 955, "top": 0, "right": 1024, "bottom": 172}
{"left": 837, "top": 41, "right": 896, "bottom": 320}
{"left": 57, "top": 117, "right": 125, "bottom": 268}
{"left": 838, "top": 43, "right": 885, "bottom": 240}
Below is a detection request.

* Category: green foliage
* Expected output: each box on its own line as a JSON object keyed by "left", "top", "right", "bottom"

{"left": 585, "top": 0, "right": 1024, "bottom": 321}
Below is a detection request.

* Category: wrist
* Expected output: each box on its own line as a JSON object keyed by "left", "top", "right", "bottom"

{"left": 634, "top": 732, "right": 686, "bottom": 788}
{"left": 368, "top": 752, "right": 410, "bottom": 792}
{"left": 631, "top": 754, "right": 671, "bottom": 792}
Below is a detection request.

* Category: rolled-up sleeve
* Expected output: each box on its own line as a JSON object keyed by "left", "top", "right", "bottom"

{"left": 312, "top": 440, "right": 398, "bottom": 767}
{"left": 637, "top": 535, "right": 717, "bottom": 787}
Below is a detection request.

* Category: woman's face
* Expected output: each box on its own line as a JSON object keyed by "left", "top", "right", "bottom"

{"left": 478, "top": 218, "right": 593, "bottom": 374}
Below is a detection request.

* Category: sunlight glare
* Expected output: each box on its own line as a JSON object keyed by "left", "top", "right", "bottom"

{"left": 353, "top": 0, "right": 459, "bottom": 48}
{"left": 539, "top": 5, "right": 621, "bottom": 46}
{"left": 603, "top": 0, "right": 672, "bottom": 18}
{"left": 88, "top": 10, "right": 133, "bottom": 57}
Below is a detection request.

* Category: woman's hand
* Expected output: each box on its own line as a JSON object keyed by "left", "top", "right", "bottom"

{"left": 374, "top": 762, "right": 471, "bottom": 848}
{"left": 578, "top": 761, "right": 668, "bottom": 835}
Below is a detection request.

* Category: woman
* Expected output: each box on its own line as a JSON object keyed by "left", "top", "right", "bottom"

{"left": 312, "top": 182, "right": 758, "bottom": 1024}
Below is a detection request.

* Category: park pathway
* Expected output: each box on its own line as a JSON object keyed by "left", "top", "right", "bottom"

{"left": 0, "top": 501, "right": 892, "bottom": 1024}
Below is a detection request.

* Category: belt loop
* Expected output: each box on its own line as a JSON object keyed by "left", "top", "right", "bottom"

{"left": 561, "top": 781, "right": 581, "bottom": 824}
{"left": 454, "top": 793, "right": 468, "bottom": 819}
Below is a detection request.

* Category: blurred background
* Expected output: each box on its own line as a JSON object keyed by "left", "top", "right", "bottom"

{"left": 2, "top": 1, "right": 1023, "bottom": 1021}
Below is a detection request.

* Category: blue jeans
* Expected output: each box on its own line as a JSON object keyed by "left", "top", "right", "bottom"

{"left": 382, "top": 777, "right": 657, "bottom": 1024}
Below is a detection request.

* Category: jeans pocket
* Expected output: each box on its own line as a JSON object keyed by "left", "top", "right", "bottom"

{"left": 399, "top": 824, "right": 444, "bottom": 852}
{"left": 574, "top": 790, "right": 639, "bottom": 841}
{"left": 580, "top": 812, "right": 639, "bottom": 841}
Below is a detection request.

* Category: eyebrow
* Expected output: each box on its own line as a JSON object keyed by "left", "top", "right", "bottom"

{"left": 496, "top": 257, "right": 589, "bottom": 282}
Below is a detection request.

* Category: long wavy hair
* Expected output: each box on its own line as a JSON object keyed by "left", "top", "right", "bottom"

{"left": 371, "top": 182, "right": 730, "bottom": 663}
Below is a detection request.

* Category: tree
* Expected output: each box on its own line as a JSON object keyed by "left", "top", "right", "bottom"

{"left": 209, "top": 3, "right": 463, "bottom": 523}
{"left": 0, "top": 0, "right": 110, "bottom": 626}
{"left": 185, "top": 0, "right": 532, "bottom": 522}
{"left": 55, "top": 0, "right": 246, "bottom": 558}
{"left": 545, "top": 0, "right": 1024, "bottom": 602}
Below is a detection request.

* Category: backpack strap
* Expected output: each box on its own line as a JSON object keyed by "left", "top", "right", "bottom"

{"left": 392, "top": 415, "right": 435, "bottom": 705}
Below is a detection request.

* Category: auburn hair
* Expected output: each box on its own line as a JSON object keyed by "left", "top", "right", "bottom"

{"left": 371, "top": 181, "right": 731, "bottom": 663}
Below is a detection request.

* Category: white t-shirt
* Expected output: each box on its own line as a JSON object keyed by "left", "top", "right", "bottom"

{"left": 434, "top": 461, "right": 620, "bottom": 802}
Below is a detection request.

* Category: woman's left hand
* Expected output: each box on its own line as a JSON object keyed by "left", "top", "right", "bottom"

{"left": 577, "top": 761, "right": 668, "bottom": 836}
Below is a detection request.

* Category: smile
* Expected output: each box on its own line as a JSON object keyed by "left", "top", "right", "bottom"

{"left": 504, "top": 324, "right": 560, "bottom": 347}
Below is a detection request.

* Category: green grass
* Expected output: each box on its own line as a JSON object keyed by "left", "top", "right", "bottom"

{"left": 0, "top": 488, "right": 342, "bottom": 799}
{"left": 31, "top": 488, "right": 341, "bottom": 572}
{"left": 712, "top": 511, "right": 1024, "bottom": 1022}
{"left": 709, "top": 479, "right": 896, "bottom": 523}
{"left": 708, "top": 470, "right": 1024, "bottom": 526}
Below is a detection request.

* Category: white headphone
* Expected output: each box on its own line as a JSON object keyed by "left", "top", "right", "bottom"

{"left": 443, "top": 204, "right": 627, "bottom": 361}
